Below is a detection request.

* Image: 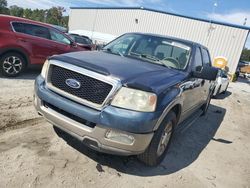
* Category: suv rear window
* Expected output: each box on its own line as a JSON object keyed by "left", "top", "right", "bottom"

{"left": 12, "top": 22, "right": 50, "bottom": 40}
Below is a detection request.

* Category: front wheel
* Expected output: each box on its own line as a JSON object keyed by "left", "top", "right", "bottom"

{"left": 0, "top": 52, "right": 26, "bottom": 77}
{"left": 138, "top": 111, "right": 176, "bottom": 166}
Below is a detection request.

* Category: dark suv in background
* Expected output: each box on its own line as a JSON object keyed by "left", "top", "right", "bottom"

{"left": 68, "top": 33, "right": 94, "bottom": 50}
{"left": 0, "top": 15, "right": 88, "bottom": 77}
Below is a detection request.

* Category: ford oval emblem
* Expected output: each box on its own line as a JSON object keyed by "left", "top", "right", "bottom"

{"left": 65, "top": 78, "right": 81, "bottom": 89}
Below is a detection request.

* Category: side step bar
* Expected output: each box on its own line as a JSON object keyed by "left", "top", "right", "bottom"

{"left": 175, "top": 109, "right": 203, "bottom": 133}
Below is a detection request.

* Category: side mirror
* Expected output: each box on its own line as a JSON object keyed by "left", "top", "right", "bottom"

{"left": 70, "top": 41, "right": 78, "bottom": 48}
{"left": 192, "top": 66, "right": 218, "bottom": 80}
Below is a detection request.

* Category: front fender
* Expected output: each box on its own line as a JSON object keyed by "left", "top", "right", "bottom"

{"left": 153, "top": 87, "right": 183, "bottom": 131}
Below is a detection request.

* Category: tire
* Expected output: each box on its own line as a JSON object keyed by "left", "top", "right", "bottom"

{"left": 222, "top": 84, "right": 228, "bottom": 94}
{"left": 0, "top": 52, "right": 26, "bottom": 77}
{"left": 201, "top": 93, "right": 211, "bottom": 116}
{"left": 138, "top": 111, "right": 176, "bottom": 166}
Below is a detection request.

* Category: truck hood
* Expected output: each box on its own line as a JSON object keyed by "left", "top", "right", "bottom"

{"left": 50, "top": 51, "right": 187, "bottom": 93}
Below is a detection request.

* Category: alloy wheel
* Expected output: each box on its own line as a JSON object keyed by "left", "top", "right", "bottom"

{"left": 156, "top": 122, "right": 173, "bottom": 156}
{"left": 2, "top": 56, "right": 23, "bottom": 75}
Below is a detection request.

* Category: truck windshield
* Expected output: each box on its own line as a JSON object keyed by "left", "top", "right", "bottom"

{"left": 103, "top": 33, "right": 192, "bottom": 70}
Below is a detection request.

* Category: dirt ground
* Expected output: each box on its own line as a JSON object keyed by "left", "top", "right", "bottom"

{"left": 0, "top": 72, "right": 250, "bottom": 188}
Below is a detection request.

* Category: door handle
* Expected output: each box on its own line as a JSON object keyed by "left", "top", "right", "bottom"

{"left": 17, "top": 38, "right": 27, "bottom": 42}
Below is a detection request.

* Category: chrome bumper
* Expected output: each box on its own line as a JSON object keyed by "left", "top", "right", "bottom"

{"left": 34, "top": 95, "right": 153, "bottom": 156}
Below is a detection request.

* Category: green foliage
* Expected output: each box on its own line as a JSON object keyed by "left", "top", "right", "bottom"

{"left": 9, "top": 5, "right": 24, "bottom": 17}
{"left": 0, "top": 0, "right": 7, "bottom": 8}
{"left": 0, "top": 0, "right": 9, "bottom": 14}
{"left": 0, "top": 1, "right": 68, "bottom": 28}
{"left": 240, "top": 48, "right": 250, "bottom": 62}
{"left": 46, "top": 6, "right": 65, "bottom": 25}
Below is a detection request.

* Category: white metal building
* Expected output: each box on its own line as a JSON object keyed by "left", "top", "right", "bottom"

{"left": 69, "top": 7, "right": 250, "bottom": 74}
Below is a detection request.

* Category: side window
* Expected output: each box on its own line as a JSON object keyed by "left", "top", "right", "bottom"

{"left": 12, "top": 22, "right": 50, "bottom": 40}
{"left": 50, "top": 29, "right": 71, "bottom": 45}
{"left": 12, "top": 22, "right": 25, "bottom": 33}
{"left": 27, "top": 24, "right": 50, "bottom": 39}
{"left": 193, "top": 47, "right": 203, "bottom": 71}
{"left": 201, "top": 48, "right": 211, "bottom": 66}
{"left": 75, "top": 36, "right": 91, "bottom": 45}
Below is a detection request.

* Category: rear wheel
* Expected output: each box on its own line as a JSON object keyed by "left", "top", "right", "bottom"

{"left": 138, "top": 111, "right": 176, "bottom": 166}
{"left": 0, "top": 52, "right": 26, "bottom": 77}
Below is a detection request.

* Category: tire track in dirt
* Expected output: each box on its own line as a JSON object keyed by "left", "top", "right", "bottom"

{"left": 0, "top": 117, "right": 44, "bottom": 133}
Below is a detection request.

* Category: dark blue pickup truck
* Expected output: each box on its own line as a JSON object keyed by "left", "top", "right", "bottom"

{"left": 34, "top": 33, "right": 218, "bottom": 166}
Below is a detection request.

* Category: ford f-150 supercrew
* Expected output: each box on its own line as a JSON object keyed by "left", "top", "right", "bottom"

{"left": 34, "top": 33, "right": 218, "bottom": 166}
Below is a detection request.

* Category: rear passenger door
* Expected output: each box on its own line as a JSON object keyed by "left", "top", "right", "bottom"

{"left": 12, "top": 22, "right": 57, "bottom": 65}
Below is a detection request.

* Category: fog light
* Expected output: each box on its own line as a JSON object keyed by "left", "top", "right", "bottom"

{"left": 105, "top": 130, "right": 135, "bottom": 145}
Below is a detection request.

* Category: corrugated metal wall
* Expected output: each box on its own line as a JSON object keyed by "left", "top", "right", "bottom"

{"left": 69, "top": 8, "right": 249, "bottom": 73}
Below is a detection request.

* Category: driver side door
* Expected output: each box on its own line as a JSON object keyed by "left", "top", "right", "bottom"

{"left": 48, "top": 28, "right": 75, "bottom": 54}
{"left": 180, "top": 47, "right": 204, "bottom": 120}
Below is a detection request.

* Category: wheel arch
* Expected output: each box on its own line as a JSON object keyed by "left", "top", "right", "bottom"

{"left": 171, "top": 104, "right": 182, "bottom": 124}
{"left": 153, "top": 99, "right": 183, "bottom": 131}
{"left": 0, "top": 48, "right": 30, "bottom": 67}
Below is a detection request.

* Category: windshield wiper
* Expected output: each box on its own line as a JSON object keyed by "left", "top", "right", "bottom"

{"left": 102, "top": 48, "right": 124, "bottom": 57}
{"left": 129, "top": 52, "right": 162, "bottom": 62}
{"left": 129, "top": 52, "right": 172, "bottom": 69}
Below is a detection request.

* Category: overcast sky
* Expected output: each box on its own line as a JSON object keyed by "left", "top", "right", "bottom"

{"left": 7, "top": 0, "right": 250, "bottom": 48}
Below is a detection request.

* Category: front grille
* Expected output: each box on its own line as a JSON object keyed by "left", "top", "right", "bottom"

{"left": 50, "top": 65, "right": 113, "bottom": 105}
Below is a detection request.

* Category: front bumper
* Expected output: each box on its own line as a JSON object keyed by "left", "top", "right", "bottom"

{"left": 34, "top": 76, "right": 156, "bottom": 155}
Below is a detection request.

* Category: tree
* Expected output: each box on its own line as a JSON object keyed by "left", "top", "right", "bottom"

{"left": 0, "top": 0, "right": 9, "bottom": 14}
{"left": 31, "top": 9, "right": 46, "bottom": 22}
{"left": 46, "top": 6, "right": 65, "bottom": 25}
{"left": 9, "top": 5, "right": 24, "bottom": 17}
{"left": 0, "top": 0, "right": 7, "bottom": 7}
{"left": 23, "top": 8, "right": 32, "bottom": 19}
{"left": 0, "top": 3, "right": 69, "bottom": 27}
{"left": 62, "top": 16, "right": 69, "bottom": 27}
{"left": 240, "top": 48, "right": 250, "bottom": 62}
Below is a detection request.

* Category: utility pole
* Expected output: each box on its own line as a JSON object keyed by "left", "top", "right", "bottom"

{"left": 243, "top": 18, "right": 247, "bottom": 26}
{"left": 207, "top": 1, "right": 218, "bottom": 46}
{"left": 44, "top": 10, "right": 48, "bottom": 23}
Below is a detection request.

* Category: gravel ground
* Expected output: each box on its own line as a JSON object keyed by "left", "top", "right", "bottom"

{"left": 0, "top": 72, "right": 250, "bottom": 188}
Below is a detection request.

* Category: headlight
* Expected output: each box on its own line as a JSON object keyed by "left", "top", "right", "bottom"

{"left": 41, "top": 60, "right": 49, "bottom": 79}
{"left": 111, "top": 87, "right": 157, "bottom": 112}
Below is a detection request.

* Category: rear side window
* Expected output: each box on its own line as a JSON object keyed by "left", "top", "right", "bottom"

{"left": 12, "top": 22, "right": 50, "bottom": 40}
{"left": 76, "top": 36, "right": 91, "bottom": 44}
{"left": 12, "top": 22, "right": 25, "bottom": 33}
{"left": 193, "top": 47, "right": 203, "bottom": 71}
{"left": 201, "top": 48, "right": 211, "bottom": 66}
